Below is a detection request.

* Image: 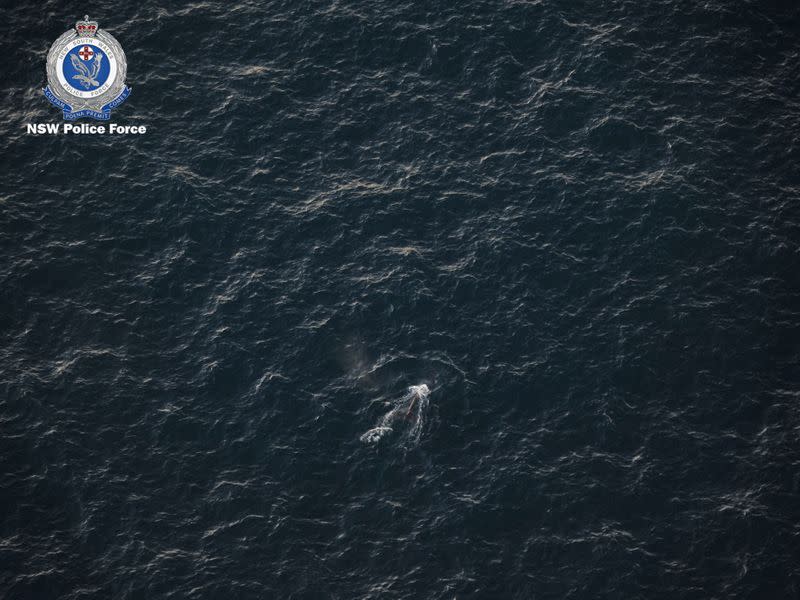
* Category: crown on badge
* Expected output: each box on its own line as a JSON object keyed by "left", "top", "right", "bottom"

{"left": 75, "top": 15, "right": 98, "bottom": 37}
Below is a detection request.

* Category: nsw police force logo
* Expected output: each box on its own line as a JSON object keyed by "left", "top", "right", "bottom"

{"left": 44, "top": 16, "right": 131, "bottom": 120}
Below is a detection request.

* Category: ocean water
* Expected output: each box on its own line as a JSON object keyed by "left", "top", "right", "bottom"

{"left": 2, "top": 1, "right": 800, "bottom": 598}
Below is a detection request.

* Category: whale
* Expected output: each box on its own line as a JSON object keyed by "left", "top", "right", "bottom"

{"left": 360, "top": 384, "right": 431, "bottom": 445}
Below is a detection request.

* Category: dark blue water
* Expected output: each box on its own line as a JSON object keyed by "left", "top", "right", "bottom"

{"left": 2, "top": 1, "right": 800, "bottom": 598}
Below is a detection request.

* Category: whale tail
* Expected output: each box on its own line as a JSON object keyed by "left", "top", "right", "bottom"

{"left": 359, "top": 426, "right": 393, "bottom": 444}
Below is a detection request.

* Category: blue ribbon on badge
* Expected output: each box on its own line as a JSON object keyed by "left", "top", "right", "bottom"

{"left": 43, "top": 86, "right": 131, "bottom": 121}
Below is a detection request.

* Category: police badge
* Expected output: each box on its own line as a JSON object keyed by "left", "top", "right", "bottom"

{"left": 43, "top": 16, "right": 131, "bottom": 120}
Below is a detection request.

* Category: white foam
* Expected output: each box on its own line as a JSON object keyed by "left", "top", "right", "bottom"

{"left": 409, "top": 383, "right": 430, "bottom": 397}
